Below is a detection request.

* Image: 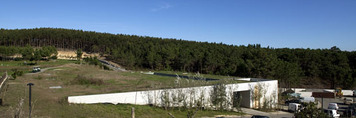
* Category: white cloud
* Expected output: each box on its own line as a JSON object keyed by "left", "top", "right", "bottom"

{"left": 151, "top": 3, "right": 172, "bottom": 12}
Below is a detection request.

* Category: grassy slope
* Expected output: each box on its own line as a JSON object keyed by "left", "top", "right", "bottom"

{"left": 0, "top": 60, "right": 243, "bottom": 118}
{"left": 156, "top": 71, "right": 239, "bottom": 80}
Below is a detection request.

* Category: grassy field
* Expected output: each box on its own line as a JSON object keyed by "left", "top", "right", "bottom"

{"left": 155, "top": 71, "right": 240, "bottom": 80}
{"left": 0, "top": 60, "right": 244, "bottom": 118}
{"left": 0, "top": 60, "right": 76, "bottom": 76}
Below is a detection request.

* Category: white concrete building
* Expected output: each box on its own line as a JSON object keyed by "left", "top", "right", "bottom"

{"left": 68, "top": 78, "right": 278, "bottom": 109}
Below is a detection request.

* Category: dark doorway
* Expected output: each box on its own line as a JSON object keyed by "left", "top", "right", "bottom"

{"left": 233, "top": 90, "right": 251, "bottom": 108}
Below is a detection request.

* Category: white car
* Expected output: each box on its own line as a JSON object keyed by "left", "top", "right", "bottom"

{"left": 32, "top": 67, "right": 41, "bottom": 73}
{"left": 324, "top": 109, "right": 340, "bottom": 118}
{"left": 328, "top": 103, "right": 339, "bottom": 110}
{"left": 300, "top": 97, "right": 315, "bottom": 103}
{"left": 344, "top": 98, "right": 353, "bottom": 105}
{"left": 288, "top": 103, "right": 301, "bottom": 113}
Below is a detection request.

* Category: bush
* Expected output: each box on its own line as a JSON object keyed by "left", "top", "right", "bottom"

{"left": 70, "top": 75, "right": 104, "bottom": 86}
{"left": 14, "top": 58, "right": 22, "bottom": 61}
{"left": 295, "top": 102, "right": 328, "bottom": 118}
{"left": 11, "top": 69, "right": 24, "bottom": 79}
{"left": 57, "top": 97, "right": 68, "bottom": 105}
{"left": 50, "top": 55, "right": 57, "bottom": 59}
{"left": 102, "top": 65, "right": 111, "bottom": 70}
{"left": 83, "top": 57, "right": 101, "bottom": 66}
{"left": 210, "top": 83, "right": 227, "bottom": 110}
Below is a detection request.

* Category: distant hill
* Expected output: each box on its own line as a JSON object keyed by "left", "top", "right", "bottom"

{"left": 0, "top": 28, "right": 355, "bottom": 89}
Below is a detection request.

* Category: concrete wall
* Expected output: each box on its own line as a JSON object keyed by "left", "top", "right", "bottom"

{"left": 0, "top": 72, "right": 8, "bottom": 91}
{"left": 68, "top": 78, "right": 278, "bottom": 109}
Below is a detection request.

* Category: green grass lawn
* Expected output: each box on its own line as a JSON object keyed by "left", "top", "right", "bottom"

{"left": 156, "top": 71, "right": 240, "bottom": 80}
{"left": 121, "top": 72, "right": 176, "bottom": 84}
{"left": 0, "top": 59, "right": 245, "bottom": 117}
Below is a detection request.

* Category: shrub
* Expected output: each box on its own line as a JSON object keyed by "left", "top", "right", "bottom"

{"left": 57, "top": 97, "right": 68, "bottom": 105}
{"left": 102, "top": 65, "right": 111, "bottom": 70}
{"left": 210, "top": 83, "right": 227, "bottom": 110}
{"left": 14, "top": 58, "right": 22, "bottom": 61}
{"left": 11, "top": 69, "right": 24, "bottom": 79}
{"left": 50, "top": 55, "right": 57, "bottom": 59}
{"left": 295, "top": 102, "right": 328, "bottom": 117}
{"left": 83, "top": 57, "right": 101, "bottom": 66}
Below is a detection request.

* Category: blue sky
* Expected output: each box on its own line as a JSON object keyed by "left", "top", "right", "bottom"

{"left": 0, "top": 0, "right": 355, "bottom": 51}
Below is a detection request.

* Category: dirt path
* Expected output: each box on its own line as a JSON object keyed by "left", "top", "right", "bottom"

{"left": 26, "top": 65, "right": 64, "bottom": 75}
{"left": 99, "top": 59, "right": 126, "bottom": 71}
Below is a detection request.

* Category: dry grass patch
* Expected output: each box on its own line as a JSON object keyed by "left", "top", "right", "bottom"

{"left": 70, "top": 75, "right": 104, "bottom": 86}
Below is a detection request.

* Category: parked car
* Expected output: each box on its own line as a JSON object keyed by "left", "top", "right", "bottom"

{"left": 344, "top": 98, "right": 353, "bottom": 105}
{"left": 285, "top": 99, "right": 300, "bottom": 105}
{"left": 344, "top": 105, "right": 356, "bottom": 117}
{"left": 328, "top": 103, "right": 339, "bottom": 110}
{"left": 32, "top": 67, "right": 41, "bottom": 73}
{"left": 300, "top": 97, "right": 315, "bottom": 103}
{"left": 324, "top": 109, "right": 340, "bottom": 118}
{"left": 251, "top": 115, "right": 270, "bottom": 118}
{"left": 288, "top": 103, "right": 302, "bottom": 113}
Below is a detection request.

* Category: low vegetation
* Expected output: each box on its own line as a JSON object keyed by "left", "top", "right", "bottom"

{"left": 10, "top": 69, "right": 23, "bottom": 79}
{"left": 83, "top": 56, "right": 111, "bottom": 70}
{"left": 70, "top": 75, "right": 104, "bottom": 86}
{"left": 141, "top": 74, "right": 247, "bottom": 118}
{"left": 294, "top": 102, "right": 328, "bottom": 118}
{"left": 0, "top": 60, "right": 243, "bottom": 117}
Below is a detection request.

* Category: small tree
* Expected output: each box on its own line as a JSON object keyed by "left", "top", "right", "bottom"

{"left": 210, "top": 83, "right": 227, "bottom": 110}
{"left": 33, "top": 49, "right": 42, "bottom": 62}
{"left": 76, "top": 49, "right": 83, "bottom": 64}
{"left": 48, "top": 46, "right": 58, "bottom": 59}
{"left": 252, "top": 83, "right": 263, "bottom": 109}
{"left": 11, "top": 69, "right": 23, "bottom": 79}
{"left": 160, "top": 89, "right": 171, "bottom": 110}
{"left": 40, "top": 46, "right": 57, "bottom": 60}
{"left": 294, "top": 102, "right": 328, "bottom": 118}
{"left": 21, "top": 45, "right": 33, "bottom": 60}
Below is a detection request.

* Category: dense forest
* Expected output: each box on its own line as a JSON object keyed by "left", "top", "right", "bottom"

{"left": 0, "top": 28, "right": 355, "bottom": 89}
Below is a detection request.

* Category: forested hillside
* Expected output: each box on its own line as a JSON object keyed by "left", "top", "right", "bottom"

{"left": 0, "top": 28, "right": 355, "bottom": 89}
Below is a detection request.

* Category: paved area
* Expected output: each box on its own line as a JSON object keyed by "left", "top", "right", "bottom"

{"left": 316, "top": 96, "right": 355, "bottom": 116}
{"left": 240, "top": 108, "right": 294, "bottom": 118}
{"left": 202, "top": 108, "right": 294, "bottom": 118}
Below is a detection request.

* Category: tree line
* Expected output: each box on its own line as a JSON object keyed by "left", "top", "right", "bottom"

{"left": 0, "top": 28, "right": 355, "bottom": 89}
{"left": 0, "top": 45, "right": 57, "bottom": 61}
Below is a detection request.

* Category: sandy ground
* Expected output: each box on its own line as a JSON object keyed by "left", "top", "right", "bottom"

{"left": 57, "top": 50, "right": 100, "bottom": 60}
